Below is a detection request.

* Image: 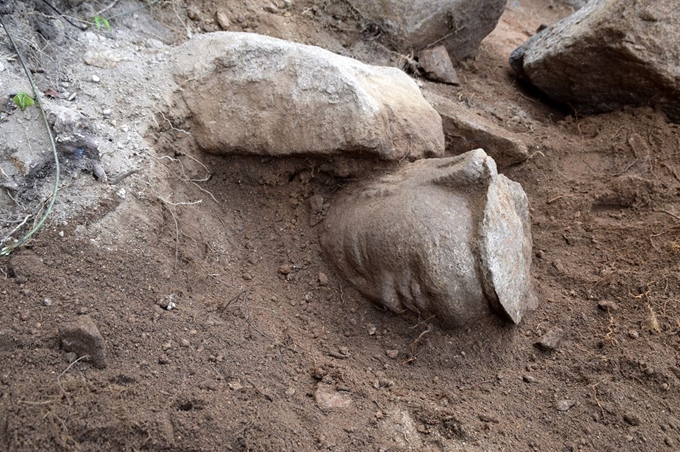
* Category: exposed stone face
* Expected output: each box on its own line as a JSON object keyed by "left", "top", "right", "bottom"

{"left": 424, "top": 91, "right": 529, "bottom": 167}
{"left": 59, "top": 315, "right": 108, "bottom": 368}
{"left": 169, "top": 32, "right": 445, "bottom": 161}
{"left": 510, "top": 0, "right": 680, "bottom": 122}
{"left": 348, "top": 0, "right": 507, "bottom": 62}
{"left": 321, "top": 149, "right": 535, "bottom": 328}
{"left": 417, "top": 46, "right": 460, "bottom": 85}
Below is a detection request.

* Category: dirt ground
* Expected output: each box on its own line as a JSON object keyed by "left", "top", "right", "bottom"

{"left": 1, "top": 0, "right": 680, "bottom": 451}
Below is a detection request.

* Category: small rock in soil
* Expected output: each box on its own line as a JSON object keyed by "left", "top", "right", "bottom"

{"left": 479, "top": 414, "right": 500, "bottom": 423}
{"left": 523, "top": 375, "right": 536, "bottom": 383}
{"left": 598, "top": 300, "right": 619, "bottom": 312}
{"left": 556, "top": 400, "right": 575, "bottom": 411}
{"left": 628, "top": 329, "right": 639, "bottom": 339}
{"left": 318, "top": 272, "right": 329, "bottom": 286}
{"left": 59, "top": 315, "right": 107, "bottom": 368}
{"left": 242, "top": 272, "right": 253, "bottom": 281}
{"left": 534, "top": 327, "right": 564, "bottom": 352}
{"left": 315, "top": 384, "right": 352, "bottom": 411}
{"left": 623, "top": 413, "right": 641, "bottom": 426}
{"left": 385, "top": 349, "right": 399, "bottom": 359}
{"left": 417, "top": 46, "right": 459, "bottom": 85}
{"left": 216, "top": 10, "right": 231, "bottom": 29}
{"left": 285, "top": 387, "right": 296, "bottom": 396}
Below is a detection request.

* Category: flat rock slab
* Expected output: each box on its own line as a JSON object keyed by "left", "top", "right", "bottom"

{"left": 348, "top": 0, "right": 506, "bottom": 62}
{"left": 59, "top": 315, "right": 107, "bottom": 368}
{"left": 424, "top": 91, "right": 529, "bottom": 166}
{"left": 321, "top": 149, "right": 535, "bottom": 328}
{"left": 510, "top": 0, "right": 680, "bottom": 122}
{"left": 169, "top": 32, "right": 444, "bottom": 161}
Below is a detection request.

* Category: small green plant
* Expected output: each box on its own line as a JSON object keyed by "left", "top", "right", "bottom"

{"left": 12, "top": 91, "right": 34, "bottom": 110}
{"left": 93, "top": 15, "right": 111, "bottom": 31}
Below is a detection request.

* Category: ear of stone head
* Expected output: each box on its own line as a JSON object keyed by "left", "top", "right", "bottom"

{"left": 430, "top": 148, "right": 498, "bottom": 189}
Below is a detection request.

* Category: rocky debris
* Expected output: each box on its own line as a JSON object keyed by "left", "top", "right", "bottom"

{"left": 534, "top": 327, "right": 565, "bottom": 352}
{"left": 348, "top": 0, "right": 506, "bottom": 62}
{"left": 510, "top": 0, "right": 680, "bottom": 122}
{"left": 321, "top": 149, "right": 535, "bottom": 328}
{"left": 624, "top": 412, "right": 641, "bottom": 426}
{"left": 385, "top": 349, "right": 399, "bottom": 359}
{"left": 417, "top": 46, "right": 459, "bottom": 85}
{"left": 556, "top": 400, "right": 576, "bottom": 411}
{"left": 169, "top": 32, "right": 444, "bottom": 161}
{"left": 597, "top": 300, "right": 619, "bottom": 312}
{"left": 315, "top": 384, "right": 352, "bottom": 411}
{"left": 523, "top": 374, "right": 536, "bottom": 383}
{"left": 59, "top": 315, "right": 107, "bottom": 368}
{"left": 8, "top": 251, "right": 48, "bottom": 284}
{"left": 424, "top": 91, "right": 529, "bottom": 166}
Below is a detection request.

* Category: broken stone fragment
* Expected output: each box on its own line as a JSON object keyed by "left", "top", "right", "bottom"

{"left": 510, "top": 0, "right": 680, "bottom": 122}
{"left": 168, "top": 32, "right": 444, "bottom": 161}
{"left": 315, "top": 384, "right": 352, "bottom": 411}
{"left": 321, "top": 149, "right": 536, "bottom": 328}
{"left": 59, "top": 315, "right": 107, "bottom": 368}
{"left": 424, "top": 91, "right": 529, "bottom": 166}
{"left": 534, "top": 328, "right": 565, "bottom": 352}
{"left": 417, "top": 46, "right": 459, "bottom": 85}
{"left": 347, "top": 0, "right": 507, "bottom": 62}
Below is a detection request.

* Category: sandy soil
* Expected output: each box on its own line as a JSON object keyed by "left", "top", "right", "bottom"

{"left": 1, "top": 1, "right": 680, "bottom": 451}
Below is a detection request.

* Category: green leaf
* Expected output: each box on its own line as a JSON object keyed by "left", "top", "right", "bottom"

{"left": 93, "top": 15, "right": 111, "bottom": 31}
{"left": 12, "top": 92, "right": 35, "bottom": 111}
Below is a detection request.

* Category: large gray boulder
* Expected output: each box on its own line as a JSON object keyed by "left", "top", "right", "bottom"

{"left": 321, "top": 149, "right": 536, "bottom": 327}
{"left": 348, "top": 0, "right": 507, "bottom": 62}
{"left": 510, "top": 0, "right": 680, "bottom": 122}
{"left": 169, "top": 32, "right": 444, "bottom": 161}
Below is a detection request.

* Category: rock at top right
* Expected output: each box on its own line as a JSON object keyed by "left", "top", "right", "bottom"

{"left": 510, "top": 0, "right": 680, "bottom": 122}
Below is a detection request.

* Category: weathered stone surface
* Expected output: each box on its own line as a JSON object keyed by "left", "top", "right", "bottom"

{"left": 424, "top": 92, "right": 529, "bottom": 166}
{"left": 418, "top": 46, "right": 459, "bottom": 85}
{"left": 510, "top": 0, "right": 680, "bottom": 122}
{"left": 348, "top": 0, "right": 506, "bottom": 61}
{"left": 8, "top": 251, "right": 48, "bottom": 284}
{"left": 169, "top": 32, "right": 444, "bottom": 161}
{"left": 59, "top": 315, "right": 107, "bottom": 368}
{"left": 315, "top": 385, "right": 352, "bottom": 411}
{"left": 534, "top": 328, "right": 565, "bottom": 352}
{"left": 321, "top": 149, "right": 534, "bottom": 328}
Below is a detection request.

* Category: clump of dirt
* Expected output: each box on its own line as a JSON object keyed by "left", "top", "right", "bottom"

{"left": 1, "top": 1, "right": 680, "bottom": 451}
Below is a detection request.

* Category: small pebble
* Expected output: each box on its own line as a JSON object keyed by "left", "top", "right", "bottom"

{"left": 628, "top": 329, "right": 639, "bottom": 339}
{"left": 623, "top": 413, "right": 640, "bottom": 426}
{"left": 556, "top": 400, "right": 575, "bottom": 411}
{"left": 180, "top": 338, "right": 190, "bottom": 347}
{"left": 242, "top": 272, "right": 253, "bottom": 281}
{"left": 285, "top": 387, "right": 296, "bottom": 396}
{"left": 534, "top": 327, "right": 564, "bottom": 352}
{"left": 385, "top": 349, "right": 399, "bottom": 359}
{"left": 91, "top": 74, "right": 100, "bottom": 83}
{"left": 523, "top": 375, "right": 536, "bottom": 383}
{"left": 598, "top": 300, "right": 619, "bottom": 312}
{"left": 318, "top": 272, "right": 329, "bottom": 286}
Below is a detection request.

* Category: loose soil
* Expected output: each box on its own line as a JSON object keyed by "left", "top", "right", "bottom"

{"left": 1, "top": 1, "right": 680, "bottom": 451}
